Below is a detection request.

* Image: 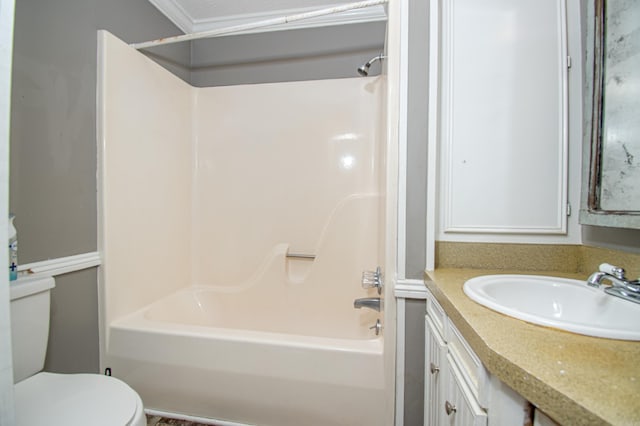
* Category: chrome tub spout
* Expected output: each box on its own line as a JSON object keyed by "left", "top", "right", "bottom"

{"left": 354, "top": 297, "right": 382, "bottom": 312}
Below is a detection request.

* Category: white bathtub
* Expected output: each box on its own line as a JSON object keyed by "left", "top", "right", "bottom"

{"left": 106, "top": 286, "right": 385, "bottom": 426}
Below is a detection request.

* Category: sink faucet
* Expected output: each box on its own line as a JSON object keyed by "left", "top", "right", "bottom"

{"left": 587, "top": 263, "right": 640, "bottom": 304}
{"left": 354, "top": 297, "right": 382, "bottom": 312}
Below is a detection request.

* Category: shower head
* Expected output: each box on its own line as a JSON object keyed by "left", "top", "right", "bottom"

{"left": 357, "top": 54, "right": 386, "bottom": 76}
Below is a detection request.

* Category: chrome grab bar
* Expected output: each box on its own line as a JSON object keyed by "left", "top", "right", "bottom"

{"left": 286, "top": 253, "right": 316, "bottom": 260}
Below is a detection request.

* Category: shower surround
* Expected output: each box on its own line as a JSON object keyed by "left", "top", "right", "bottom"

{"left": 98, "top": 31, "right": 387, "bottom": 425}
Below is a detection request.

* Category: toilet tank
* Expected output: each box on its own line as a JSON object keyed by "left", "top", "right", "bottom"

{"left": 9, "top": 275, "right": 56, "bottom": 383}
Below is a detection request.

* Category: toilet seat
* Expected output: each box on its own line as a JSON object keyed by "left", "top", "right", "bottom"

{"left": 14, "top": 372, "right": 145, "bottom": 426}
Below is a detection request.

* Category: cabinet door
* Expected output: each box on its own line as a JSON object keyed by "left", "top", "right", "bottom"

{"left": 443, "top": 354, "right": 487, "bottom": 426}
{"left": 437, "top": 0, "right": 569, "bottom": 235}
{"left": 534, "top": 409, "right": 560, "bottom": 426}
{"left": 425, "top": 316, "right": 447, "bottom": 426}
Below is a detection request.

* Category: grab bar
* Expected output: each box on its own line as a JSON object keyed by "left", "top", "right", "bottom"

{"left": 286, "top": 253, "right": 316, "bottom": 260}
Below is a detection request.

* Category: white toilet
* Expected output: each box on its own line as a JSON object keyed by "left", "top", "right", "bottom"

{"left": 10, "top": 275, "right": 146, "bottom": 426}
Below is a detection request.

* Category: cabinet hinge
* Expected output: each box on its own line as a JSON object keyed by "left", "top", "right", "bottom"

{"left": 567, "top": 202, "right": 572, "bottom": 217}
{"left": 567, "top": 55, "right": 572, "bottom": 69}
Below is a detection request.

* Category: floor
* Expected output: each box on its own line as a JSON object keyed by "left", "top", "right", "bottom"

{"left": 146, "top": 415, "right": 215, "bottom": 426}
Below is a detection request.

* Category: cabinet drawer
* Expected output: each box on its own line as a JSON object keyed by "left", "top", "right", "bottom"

{"left": 426, "top": 295, "right": 447, "bottom": 341}
{"left": 447, "top": 318, "right": 488, "bottom": 407}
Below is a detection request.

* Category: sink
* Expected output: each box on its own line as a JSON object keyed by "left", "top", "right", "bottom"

{"left": 463, "top": 274, "right": 640, "bottom": 341}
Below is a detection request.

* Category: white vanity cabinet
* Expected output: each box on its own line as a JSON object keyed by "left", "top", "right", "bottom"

{"left": 442, "top": 353, "right": 487, "bottom": 426}
{"left": 534, "top": 410, "right": 560, "bottom": 426}
{"left": 424, "top": 315, "right": 447, "bottom": 425}
{"left": 424, "top": 291, "right": 527, "bottom": 426}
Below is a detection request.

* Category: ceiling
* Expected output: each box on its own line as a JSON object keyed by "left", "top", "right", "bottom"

{"left": 148, "top": 0, "right": 387, "bottom": 35}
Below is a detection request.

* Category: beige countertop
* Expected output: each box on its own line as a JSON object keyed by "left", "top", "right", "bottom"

{"left": 425, "top": 268, "right": 640, "bottom": 426}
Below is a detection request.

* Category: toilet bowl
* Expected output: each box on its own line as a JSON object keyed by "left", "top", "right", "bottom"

{"left": 10, "top": 275, "right": 146, "bottom": 426}
{"left": 14, "top": 372, "right": 145, "bottom": 426}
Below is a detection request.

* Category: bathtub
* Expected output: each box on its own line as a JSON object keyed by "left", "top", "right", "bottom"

{"left": 106, "top": 285, "right": 386, "bottom": 426}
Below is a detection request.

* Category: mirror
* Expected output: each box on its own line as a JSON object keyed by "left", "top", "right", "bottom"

{"left": 580, "top": 0, "right": 640, "bottom": 229}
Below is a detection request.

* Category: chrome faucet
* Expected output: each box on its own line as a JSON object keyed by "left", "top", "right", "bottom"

{"left": 587, "top": 263, "right": 640, "bottom": 304}
{"left": 354, "top": 297, "right": 382, "bottom": 312}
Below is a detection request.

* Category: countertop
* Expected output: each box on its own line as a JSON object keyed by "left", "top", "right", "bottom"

{"left": 425, "top": 268, "right": 640, "bottom": 426}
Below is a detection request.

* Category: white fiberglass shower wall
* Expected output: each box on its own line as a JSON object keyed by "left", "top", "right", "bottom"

{"left": 98, "top": 31, "right": 388, "bottom": 425}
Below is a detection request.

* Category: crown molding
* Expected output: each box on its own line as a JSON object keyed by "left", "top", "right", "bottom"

{"left": 148, "top": 0, "right": 194, "bottom": 34}
{"left": 149, "top": 0, "right": 387, "bottom": 35}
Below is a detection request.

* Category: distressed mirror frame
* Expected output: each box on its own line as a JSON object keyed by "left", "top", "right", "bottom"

{"left": 580, "top": 0, "right": 640, "bottom": 229}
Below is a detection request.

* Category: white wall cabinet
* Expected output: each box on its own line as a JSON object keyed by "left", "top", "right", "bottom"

{"left": 424, "top": 291, "right": 529, "bottom": 426}
{"left": 434, "top": 0, "right": 569, "bottom": 238}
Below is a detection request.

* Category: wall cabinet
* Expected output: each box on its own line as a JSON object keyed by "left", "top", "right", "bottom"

{"left": 424, "top": 291, "right": 527, "bottom": 426}
{"left": 434, "top": 0, "right": 569, "bottom": 237}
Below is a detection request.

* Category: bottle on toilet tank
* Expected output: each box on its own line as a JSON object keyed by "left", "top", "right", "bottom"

{"left": 9, "top": 213, "right": 17, "bottom": 281}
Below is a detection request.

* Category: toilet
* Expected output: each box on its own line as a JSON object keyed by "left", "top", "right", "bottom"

{"left": 10, "top": 275, "right": 146, "bottom": 426}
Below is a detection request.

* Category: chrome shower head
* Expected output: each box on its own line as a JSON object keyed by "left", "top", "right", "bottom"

{"left": 357, "top": 65, "right": 369, "bottom": 77}
{"left": 357, "top": 54, "right": 386, "bottom": 76}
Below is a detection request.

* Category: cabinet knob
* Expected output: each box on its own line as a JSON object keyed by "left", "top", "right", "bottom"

{"left": 445, "top": 400, "right": 457, "bottom": 416}
{"left": 430, "top": 362, "right": 440, "bottom": 375}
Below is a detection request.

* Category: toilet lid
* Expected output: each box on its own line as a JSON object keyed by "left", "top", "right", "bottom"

{"left": 14, "top": 372, "right": 142, "bottom": 426}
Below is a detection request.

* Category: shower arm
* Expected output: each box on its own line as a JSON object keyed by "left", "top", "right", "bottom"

{"left": 357, "top": 54, "right": 387, "bottom": 77}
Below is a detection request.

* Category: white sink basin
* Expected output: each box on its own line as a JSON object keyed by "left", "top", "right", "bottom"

{"left": 463, "top": 274, "right": 640, "bottom": 341}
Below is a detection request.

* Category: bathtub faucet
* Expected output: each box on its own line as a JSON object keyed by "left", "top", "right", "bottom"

{"left": 354, "top": 297, "right": 382, "bottom": 312}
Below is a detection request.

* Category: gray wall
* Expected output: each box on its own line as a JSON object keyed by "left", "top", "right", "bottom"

{"left": 402, "top": 0, "right": 430, "bottom": 424}
{"left": 582, "top": 226, "right": 640, "bottom": 254}
{"left": 405, "top": 0, "right": 429, "bottom": 281}
{"left": 404, "top": 299, "right": 426, "bottom": 426}
{"left": 190, "top": 23, "right": 386, "bottom": 86}
{"left": 10, "top": 0, "right": 189, "bottom": 374}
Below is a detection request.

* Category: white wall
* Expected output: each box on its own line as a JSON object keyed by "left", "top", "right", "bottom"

{"left": 0, "top": 0, "right": 15, "bottom": 423}
{"left": 192, "top": 78, "right": 384, "bottom": 287}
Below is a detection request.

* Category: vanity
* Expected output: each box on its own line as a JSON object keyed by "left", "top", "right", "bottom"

{"left": 424, "top": 268, "right": 640, "bottom": 425}
{"left": 420, "top": 0, "right": 640, "bottom": 421}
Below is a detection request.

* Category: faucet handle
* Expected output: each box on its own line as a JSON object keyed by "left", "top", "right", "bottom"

{"left": 599, "top": 263, "right": 626, "bottom": 279}
{"left": 362, "top": 266, "right": 381, "bottom": 280}
{"left": 369, "top": 319, "right": 382, "bottom": 335}
{"left": 362, "top": 267, "right": 383, "bottom": 294}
